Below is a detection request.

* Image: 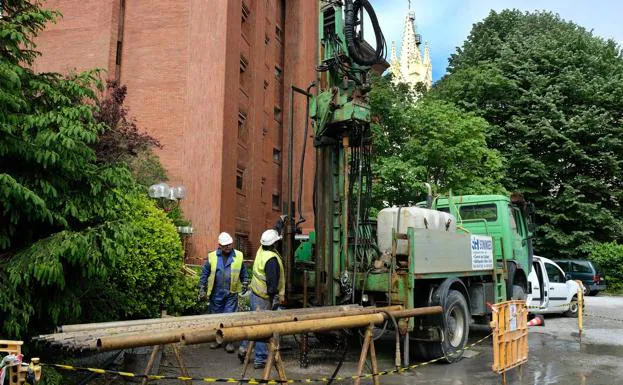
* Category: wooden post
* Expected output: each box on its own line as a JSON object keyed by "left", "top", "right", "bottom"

{"left": 172, "top": 344, "right": 191, "bottom": 385}
{"left": 368, "top": 331, "right": 380, "bottom": 385}
{"left": 262, "top": 334, "right": 287, "bottom": 382}
{"left": 140, "top": 345, "right": 161, "bottom": 385}
{"left": 239, "top": 341, "right": 255, "bottom": 381}
{"left": 353, "top": 324, "right": 379, "bottom": 385}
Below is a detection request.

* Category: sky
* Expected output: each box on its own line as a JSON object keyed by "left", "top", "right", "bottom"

{"left": 364, "top": 0, "right": 623, "bottom": 81}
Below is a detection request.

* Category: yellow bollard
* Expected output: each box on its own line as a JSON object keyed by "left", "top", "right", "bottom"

{"left": 576, "top": 281, "right": 584, "bottom": 339}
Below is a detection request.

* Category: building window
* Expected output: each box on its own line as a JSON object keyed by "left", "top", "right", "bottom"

{"left": 115, "top": 41, "right": 123, "bottom": 66}
{"left": 236, "top": 169, "right": 244, "bottom": 190}
{"left": 274, "top": 65, "right": 282, "bottom": 81}
{"left": 238, "top": 110, "right": 248, "bottom": 143}
{"left": 234, "top": 233, "right": 250, "bottom": 256}
{"left": 275, "top": 25, "right": 282, "bottom": 41}
{"left": 260, "top": 177, "right": 266, "bottom": 198}
{"left": 241, "top": 1, "right": 251, "bottom": 38}
{"left": 115, "top": 0, "right": 126, "bottom": 81}
{"left": 273, "top": 148, "right": 281, "bottom": 163}
{"left": 274, "top": 106, "right": 282, "bottom": 122}
{"left": 240, "top": 54, "right": 249, "bottom": 90}
{"left": 272, "top": 193, "right": 281, "bottom": 210}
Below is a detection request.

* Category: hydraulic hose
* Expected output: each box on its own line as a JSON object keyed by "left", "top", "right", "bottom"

{"left": 344, "top": 0, "right": 386, "bottom": 66}
{"left": 296, "top": 82, "right": 316, "bottom": 227}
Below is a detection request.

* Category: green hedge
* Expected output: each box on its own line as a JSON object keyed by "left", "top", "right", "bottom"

{"left": 589, "top": 242, "right": 623, "bottom": 294}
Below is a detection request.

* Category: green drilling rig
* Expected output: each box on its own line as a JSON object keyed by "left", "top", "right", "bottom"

{"left": 284, "top": 0, "right": 534, "bottom": 363}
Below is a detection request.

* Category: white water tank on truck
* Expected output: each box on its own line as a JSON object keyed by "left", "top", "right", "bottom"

{"left": 377, "top": 207, "right": 457, "bottom": 255}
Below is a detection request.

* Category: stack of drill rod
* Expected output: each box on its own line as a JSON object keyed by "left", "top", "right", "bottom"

{"left": 33, "top": 305, "right": 442, "bottom": 352}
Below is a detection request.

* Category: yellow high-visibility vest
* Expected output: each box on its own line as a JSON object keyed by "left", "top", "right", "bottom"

{"left": 250, "top": 248, "right": 285, "bottom": 301}
{"left": 206, "top": 249, "right": 244, "bottom": 297}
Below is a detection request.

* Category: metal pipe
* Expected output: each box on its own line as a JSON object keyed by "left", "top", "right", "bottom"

{"left": 43, "top": 306, "right": 362, "bottom": 345}
{"left": 182, "top": 306, "right": 402, "bottom": 346}
{"left": 424, "top": 182, "right": 432, "bottom": 208}
{"left": 62, "top": 306, "right": 391, "bottom": 351}
{"left": 209, "top": 307, "right": 442, "bottom": 344}
{"left": 218, "top": 305, "right": 402, "bottom": 329}
{"left": 56, "top": 305, "right": 360, "bottom": 333}
{"left": 285, "top": 85, "right": 315, "bottom": 298}
{"left": 96, "top": 329, "right": 203, "bottom": 351}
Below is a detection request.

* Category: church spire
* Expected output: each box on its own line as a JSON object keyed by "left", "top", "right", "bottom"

{"left": 387, "top": 3, "right": 432, "bottom": 92}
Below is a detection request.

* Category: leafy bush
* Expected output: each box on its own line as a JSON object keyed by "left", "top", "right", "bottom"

{"left": 79, "top": 194, "right": 198, "bottom": 320}
{"left": 589, "top": 242, "right": 623, "bottom": 294}
{"left": 0, "top": 193, "right": 199, "bottom": 337}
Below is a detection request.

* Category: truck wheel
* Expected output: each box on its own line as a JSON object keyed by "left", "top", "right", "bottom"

{"left": 565, "top": 296, "right": 579, "bottom": 318}
{"left": 588, "top": 290, "right": 599, "bottom": 296}
{"left": 511, "top": 285, "right": 526, "bottom": 301}
{"left": 418, "top": 290, "right": 469, "bottom": 363}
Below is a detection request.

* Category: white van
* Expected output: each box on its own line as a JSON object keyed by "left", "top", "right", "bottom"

{"left": 527, "top": 255, "right": 580, "bottom": 317}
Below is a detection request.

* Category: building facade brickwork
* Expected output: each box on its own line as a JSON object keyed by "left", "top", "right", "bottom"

{"left": 34, "top": 0, "right": 318, "bottom": 261}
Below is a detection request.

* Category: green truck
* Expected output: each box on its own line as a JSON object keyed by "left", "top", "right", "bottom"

{"left": 292, "top": 193, "right": 534, "bottom": 362}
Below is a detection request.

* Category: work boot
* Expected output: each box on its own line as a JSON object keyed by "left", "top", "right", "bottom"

{"left": 254, "top": 362, "right": 266, "bottom": 370}
{"left": 209, "top": 342, "right": 221, "bottom": 349}
{"left": 225, "top": 343, "right": 235, "bottom": 353}
{"left": 238, "top": 347, "right": 247, "bottom": 363}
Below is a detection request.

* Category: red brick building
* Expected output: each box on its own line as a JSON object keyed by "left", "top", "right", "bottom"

{"left": 34, "top": 0, "right": 318, "bottom": 261}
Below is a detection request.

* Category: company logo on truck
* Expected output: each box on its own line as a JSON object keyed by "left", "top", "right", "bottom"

{"left": 471, "top": 235, "right": 494, "bottom": 270}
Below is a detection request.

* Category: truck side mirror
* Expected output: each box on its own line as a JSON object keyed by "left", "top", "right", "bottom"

{"left": 565, "top": 273, "right": 572, "bottom": 280}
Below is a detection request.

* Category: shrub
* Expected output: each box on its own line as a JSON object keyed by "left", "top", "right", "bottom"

{"left": 589, "top": 242, "right": 623, "bottom": 294}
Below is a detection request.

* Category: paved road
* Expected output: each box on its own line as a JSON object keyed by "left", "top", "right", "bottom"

{"left": 531, "top": 295, "right": 623, "bottom": 347}
{"left": 119, "top": 296, "right": 623, "bottom": 385}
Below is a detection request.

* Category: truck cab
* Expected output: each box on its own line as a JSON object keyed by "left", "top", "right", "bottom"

{"left": 433, "top": 194, "right": 534, "bottom": 300}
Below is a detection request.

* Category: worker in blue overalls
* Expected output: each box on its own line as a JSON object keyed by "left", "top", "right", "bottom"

{"left": 198, "top": 232, "right": 248, "bottom": 353}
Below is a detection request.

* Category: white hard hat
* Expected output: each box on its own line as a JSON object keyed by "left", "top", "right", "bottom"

{"left": 218, "top": 232, "right": 233, "bottom": 246}
{"left": 260, "top": 229, "right": 281, "bottom": 246}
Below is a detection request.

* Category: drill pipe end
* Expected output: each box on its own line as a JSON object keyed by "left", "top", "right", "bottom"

{"left": 181, "top": 329, "right": 218, "bottom": 346}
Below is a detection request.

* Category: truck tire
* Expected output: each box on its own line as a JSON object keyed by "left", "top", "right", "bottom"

{"left": 565, "top": 296, "right": 579, "bottom": 318}
{"left": 511, "top": 285, "right": 526, "bottom": 301}
{"left": 415, "top": 290, "right": 469, "bottom": 364}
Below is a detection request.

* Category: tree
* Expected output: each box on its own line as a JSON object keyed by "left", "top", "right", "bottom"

{"left": 93, "top": 80, "right": 162, "bottom": 167}
{"left": 433, "top": 10, "right": 623, "bottom": 259}
{"left": 0, "top": 0, "right": 195, "bottom": 338}
{"left": 369, "top": 74, "right": 505, "bottom": 210}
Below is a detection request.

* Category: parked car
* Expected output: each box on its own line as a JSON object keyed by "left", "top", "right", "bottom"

{"left": 527, "top": 256, "right": 580, "bottom": 317}
{"left": 553, "top": 259, "right": 606, "bottom": 296}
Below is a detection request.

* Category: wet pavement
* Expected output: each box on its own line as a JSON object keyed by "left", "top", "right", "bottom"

{"left": 118, "top": 296, "right": 623, "bottom": 385}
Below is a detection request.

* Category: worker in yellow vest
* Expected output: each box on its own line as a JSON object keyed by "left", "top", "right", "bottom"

{"left": 243, "top": 229, "right": 285, "bottom": 369}
{"left": 198, "top": 232, "right": 248, "bottom": 353}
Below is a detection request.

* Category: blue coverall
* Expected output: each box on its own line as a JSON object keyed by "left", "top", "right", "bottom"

{"left": 199, "top": 248, "right": 248, "bottom": 314}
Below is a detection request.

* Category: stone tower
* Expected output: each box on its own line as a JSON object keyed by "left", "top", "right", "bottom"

{"left": 388, "top": 6, "right": 432, "bottom": 90}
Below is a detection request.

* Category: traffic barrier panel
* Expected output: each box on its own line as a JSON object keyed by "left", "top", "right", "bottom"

{"left": 490, "top": 300, "right": 528, "bottom": 376}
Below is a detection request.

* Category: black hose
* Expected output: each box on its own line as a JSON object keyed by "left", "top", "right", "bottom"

{"left": 296, "top": 82, "right": 316, "bottom": 227}
{"left": 326, "top": 332, "right": 349, "bottom": 385}
{"left": 344, "top": 0, "right": 385, "bottom": 66}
